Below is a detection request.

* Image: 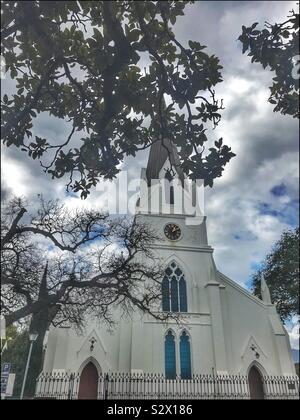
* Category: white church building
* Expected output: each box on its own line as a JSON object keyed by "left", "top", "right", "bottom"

{"left": 39, "top": 140, "right": 297, "bottom": 399}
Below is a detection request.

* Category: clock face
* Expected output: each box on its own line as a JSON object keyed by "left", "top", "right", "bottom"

{"left": 164, "top": 223, "right": 181, "bottom": 241}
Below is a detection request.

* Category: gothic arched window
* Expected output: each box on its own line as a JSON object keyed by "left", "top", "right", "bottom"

{"left": 164, "top": 171, "right": 175, "bottom": 205}
{"left": 180, "top": 331, "right": 192, "bottom": 379}
{"left": 179, "top": 277, "right": 187, "bottom": 312}
{"left": 162, "top": 262, "right": 188, "bottom": 312}
{"left": 162, "top": 275, "right": 170, "bottom": 312}
{"left": 165, "top": 330, "right": 176, "bottom": 379}
{"left": 171, "top": 275, "right": 179, "bottom": 312}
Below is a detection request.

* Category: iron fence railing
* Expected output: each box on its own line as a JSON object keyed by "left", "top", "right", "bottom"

{"left": 35, "top": 372, "right": 299, "bottom": 400}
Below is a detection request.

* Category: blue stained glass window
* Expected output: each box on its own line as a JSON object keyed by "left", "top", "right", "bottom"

{"left": 179, "top": 277, "right": 187, "bottom": 312}
{"left": 162, "top": 262, "right": 188, "bottom": 313}
{"left": 165, "top": 331, "right": 176, "bottom": 379}
{"left": 162, "top": 276, "right": 170, "bottom": 312}
{"left": 180, "top": 331, "right": 191, "bottom": 379}
{"left": 171, "top": 277, "right": 179, "bottom": 312}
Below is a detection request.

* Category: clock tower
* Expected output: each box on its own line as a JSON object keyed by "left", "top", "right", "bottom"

{"left": 136, "top": 137, "right": 210, "bottom": 251}
{"left": 130, "top": 138, "right": 226, "bottom": 375}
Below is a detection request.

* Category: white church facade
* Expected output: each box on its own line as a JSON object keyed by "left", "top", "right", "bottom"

{"left": 39, "top": 140, "right": 297, "bottom": 399}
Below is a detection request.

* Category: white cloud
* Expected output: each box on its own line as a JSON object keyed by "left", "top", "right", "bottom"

{"left": 2, "top": 156, "right": 30, "bottom": 197}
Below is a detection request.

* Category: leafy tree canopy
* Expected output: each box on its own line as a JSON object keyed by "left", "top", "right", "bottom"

{"left": 1, "top": 1, "right": 235, "bottom": 198}
{"left": 252, "top": 227, "right": 299, "bottom": 321}
{"left": 239, "top": 7, "right": 299, "bottom": 118}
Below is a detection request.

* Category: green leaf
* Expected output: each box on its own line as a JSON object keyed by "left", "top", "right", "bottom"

{"left": 170, "top": 14, "right": 176, "bottom": 25}
{"left": 129, "top": 29, "right": 140, "bottom": 42}
{"left": 242, "top": 41, "right": 249, "bottom": 54}
{"left": 10, "top": 68, "right": 17, "bottom": 78}
{"left": 215, "top": 138, "right": 223, "bottom": 148}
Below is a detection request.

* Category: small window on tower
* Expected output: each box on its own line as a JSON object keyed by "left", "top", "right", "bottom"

{"left": 165, "top": 171, "right": 175, "bottom": 205}
{"left": 170, "top": 186, "right": 174, "bottom": 205}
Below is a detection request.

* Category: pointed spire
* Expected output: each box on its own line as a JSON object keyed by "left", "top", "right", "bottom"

{"left": 145, "top": 138, "right": 184, "bottom": 184}
{"left": 145, "top": 94, "right": 185, "bottom": 183}
{"left": 261, "top": 272, "right": 272, "bottom": 304}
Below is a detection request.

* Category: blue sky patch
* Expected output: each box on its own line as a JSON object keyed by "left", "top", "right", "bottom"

{"left": 270, "top": 183, "right": 287, "bottom": 197}
{"left": 258, "top": 202, "right": 281, "bottom": 217}
{"left": 258, "top": 200, "right": 299, "bottom": 227}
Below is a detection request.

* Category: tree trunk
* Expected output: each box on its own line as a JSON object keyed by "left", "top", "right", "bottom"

{"left": 24, "top": 308, "right": 49, "bottom": 398}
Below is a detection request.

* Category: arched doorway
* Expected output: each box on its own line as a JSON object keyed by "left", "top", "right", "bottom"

{"left": 78, "top": 362, "right": 99, "bottom": 399}
{"left": 248, "top": 365, "right": 264, "bottom": 399}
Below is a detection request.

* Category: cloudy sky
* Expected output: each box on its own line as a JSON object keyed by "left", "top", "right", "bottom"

{"left": 1, "top": 2, "right": 299, "bottom": 344}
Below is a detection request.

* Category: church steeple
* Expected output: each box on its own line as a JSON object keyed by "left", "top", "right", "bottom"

{"left": 138, "top": 137, "right": 203, "bottom": 221}
{"left": 145, "top": 138, "right": 184, "bottom": 185}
